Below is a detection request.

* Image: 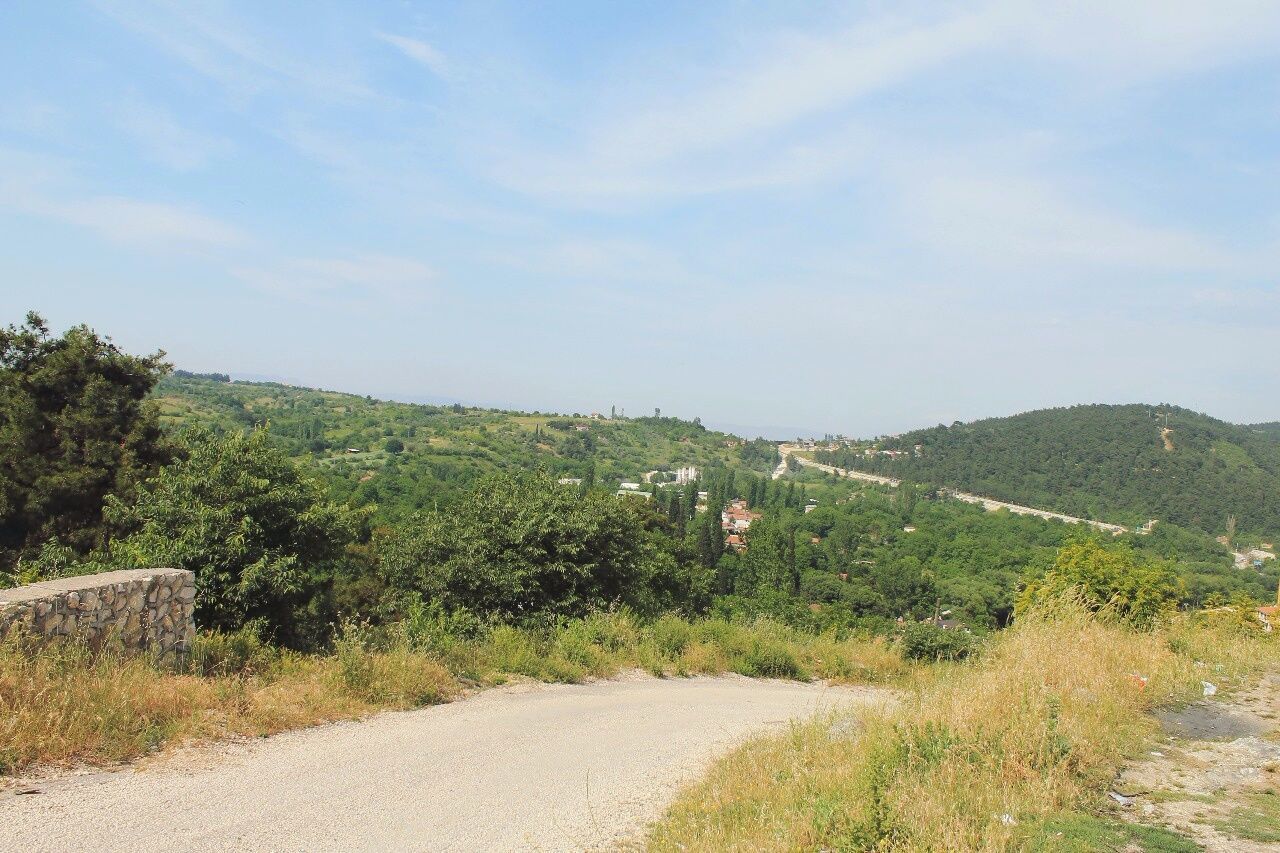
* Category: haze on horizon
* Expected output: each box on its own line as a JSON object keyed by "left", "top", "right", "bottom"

{"left": 2, "top": 1, "right": 1278, "bottom": 438}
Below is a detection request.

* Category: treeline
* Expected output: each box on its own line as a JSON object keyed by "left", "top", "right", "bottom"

{"left": 0, "top": 314, "right": 758, "bottom": 650}
{"left": 711, "top": 482, "right": 1278, "bottom": 633}
{"left": 817, "top": 403, "right": 1280, "bottom": 538}
{"left": 153, "top": 373, "right": 775, "bottom": 526}
{"left": 6, "top": 314, "right": 1274, "bottom": 660}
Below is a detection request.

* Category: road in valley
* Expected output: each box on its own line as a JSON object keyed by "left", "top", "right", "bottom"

{"left": 0, "top": 675, "right": 890, "bottom": 852}
{"left": 780, "top": 444, "right": 1139, "bottom": 535}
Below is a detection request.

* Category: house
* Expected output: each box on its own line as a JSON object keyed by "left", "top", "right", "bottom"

{"left": 726, "top": 533, "right": 745, "bottom": 551}
{"left": 721, "top": 499, "right": 763, "bottom": 535}
{"left": 903, "top": 525, "right": 917, "bottom": 533}
{"left": 346, "top": 448, "right": 362, "bottom": 454}
{"left": 1258, "top": 579, "right": 1280, "bottom": 632}
{"left": 574, "top": 424, "right": 590, "bottom": 432}
{"left": 619, "top": 482, "right": 641, "bottom": 491}
{"left": 557, "top": 477, "right": 582, "bottom": 486}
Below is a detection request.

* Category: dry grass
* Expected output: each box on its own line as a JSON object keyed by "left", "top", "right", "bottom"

{"left": 0, "top": 611, "right": 905, "bottom": 776}
{"left": 647, "top": 600, "right": 1280, "bottom": 852}
{"left": 0, "top": 630, "right": 456, "bottom": 774}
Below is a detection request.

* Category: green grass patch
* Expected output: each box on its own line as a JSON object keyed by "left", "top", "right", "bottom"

{"left": 1024, "top": 812, "right": 1200, "bottom": 852}
{"left": 1213, "top": 790, "right": 1280, "bottom": 843}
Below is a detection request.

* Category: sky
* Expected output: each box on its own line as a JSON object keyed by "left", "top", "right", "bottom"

{"left": 2, "top": 1, "right": 1279, "bottom": 438}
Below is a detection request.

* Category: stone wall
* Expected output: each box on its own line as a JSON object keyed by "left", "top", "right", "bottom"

{"left": 0, "top": 568, "right": 195, "bottom": 656}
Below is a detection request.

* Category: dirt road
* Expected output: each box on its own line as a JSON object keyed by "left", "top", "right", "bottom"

{"left": 1, "top": 674, "right": 888, "bottom": 852}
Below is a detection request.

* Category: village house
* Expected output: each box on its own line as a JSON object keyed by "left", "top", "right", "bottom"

{"left": 721, "top": 499, "right": 762, "bottom": 535}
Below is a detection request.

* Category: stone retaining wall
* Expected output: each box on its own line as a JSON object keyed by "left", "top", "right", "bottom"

{"left": 0, "top": 568, "right": 195, "bottom": 656}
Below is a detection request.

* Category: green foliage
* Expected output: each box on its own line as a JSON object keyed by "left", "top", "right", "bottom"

{"left": 818, "top": 403, "right": 1280, "bottom": 539}
{"left": 1017, "top": 540, "right": 1183, "bottom": 627}
{"left": 736, "top": 637, "right": 807, "bottom": 679}
{"left": 0, "top": 312, "right": 170, "bottom": 568}
{"left": 153, "top": 373, "right": 764, "bottom": 525}
{"left": 104, "top": 427, "right": 367, "bottom": 640}
{"left": 379, "top": 470, "right": 713, "bottom": 620}
{"left": 899, "top": 622, "right": 975, "bottom": 661}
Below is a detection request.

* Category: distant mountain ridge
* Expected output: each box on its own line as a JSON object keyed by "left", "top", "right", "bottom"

{"left": 816, "top": 403, "right": 1280, "bottom": 538}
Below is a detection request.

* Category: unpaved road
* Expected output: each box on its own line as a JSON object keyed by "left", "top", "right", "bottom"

{"left": 1, "top": 674, "right": 888, "bottom": 852}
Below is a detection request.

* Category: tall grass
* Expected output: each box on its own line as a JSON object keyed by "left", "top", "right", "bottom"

{"left": 648, "top": 599, "right": 1280, "bottom": 852}
{"left": 0, "top": 610, "right": 904, "bottom": 775}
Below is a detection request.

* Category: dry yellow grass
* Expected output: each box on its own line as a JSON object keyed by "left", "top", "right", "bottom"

{"left": 0, "top": 612, "right": 905, "bottom": 775}
{"left": 648, "top": 601, "right": 1280, "bottom": 852}
{"left": 0, "top": 631, "right": 457, "bottom": 774}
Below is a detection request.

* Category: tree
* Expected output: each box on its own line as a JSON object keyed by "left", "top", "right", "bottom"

{"left": 1016, "top": 539, "right": 1183, "bottom": 627}
{"left": 380, "top": 471, "right": 709, "bottom": 619}
{"left": 0, "top": 312, "right": 170, "bottom": 566}
{"left": 105, "top": 427, "right": 367, "bottom": 639}
{"left": 384, "top": 437, "right": 405, "bottom": 454}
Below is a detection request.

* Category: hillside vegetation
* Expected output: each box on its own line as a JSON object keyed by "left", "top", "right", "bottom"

{"left": 818, "top": 404, "right": 1280, "bottom": 538}
{"left": 155, "top": 373, "right": 773, "bottom": 523}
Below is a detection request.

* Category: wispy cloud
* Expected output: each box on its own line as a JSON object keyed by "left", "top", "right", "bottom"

{"left": 376, "top": 32, "right": 450, "bottom": 79}
{"left": 0, "top": 147, "right": 246, "bottom": 246}
{"left": 33, "top": 194, "right": 246, "bottom": 245}
{"left": 233, "top": 254, "right": 437, "bottom": 304}
{"left": 116, "top": 98, "right": 232, "bottom": 171}
{"left": 488, "top": 1, "right": 1280, "bottom": 207}
{"left": 93, "top": 0, "right": 378, "bottom": 101}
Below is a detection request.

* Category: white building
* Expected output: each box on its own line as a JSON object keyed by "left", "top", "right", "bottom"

{"left": 616, "top": 489, "right": 652, "bottom": 500}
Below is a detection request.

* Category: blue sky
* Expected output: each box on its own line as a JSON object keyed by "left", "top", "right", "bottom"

{"left": 2, "top": 1, "right": 1279, "bottom": 438}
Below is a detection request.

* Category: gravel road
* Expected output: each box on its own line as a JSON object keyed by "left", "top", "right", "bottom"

{"left": 1, "top": 674, "right": 888, "bottom": 852}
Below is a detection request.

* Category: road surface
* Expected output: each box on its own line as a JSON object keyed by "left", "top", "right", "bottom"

{"left": 0, "top": 674, "right": 888, "bottom": 852}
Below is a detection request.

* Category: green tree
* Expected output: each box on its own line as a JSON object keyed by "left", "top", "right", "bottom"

{"left": 380, "top": 471, "right": 709, "bottom": 619}
{"left": 105, "top": 427, "right": 367, "bottom": 639}
{"left": 1016, "top": 539, "right": 1183, "bottom": 627}
{"left": 0, "top": 312, "right": 170, "bottom": 567}
{"left": 384, "top": 437, "right": 405, "bottom": 454}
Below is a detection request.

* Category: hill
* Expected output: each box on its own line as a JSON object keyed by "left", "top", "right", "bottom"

{"left": 815, "top": 403, "right": 1280, "bottom": 539}
{"left": 153, "top": 374, "right": 776, "bottom": 521}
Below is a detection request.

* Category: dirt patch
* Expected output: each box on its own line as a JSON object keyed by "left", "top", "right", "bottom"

{"left": 1155, "top": 702, "right": 1267, "bottom": 741}
{"left": 1115, "top": 673, "right": 1280, "bottom": 852}
{"left": 1161, "top": 427, "right": 1175, "bottom": 451}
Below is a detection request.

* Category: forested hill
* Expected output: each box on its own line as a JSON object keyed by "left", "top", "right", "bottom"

{"left": 153, "top": 374, "right": 776, "bottom": 520}
{"left": 816, "top": 403, "right": 1280, "bottom": 538}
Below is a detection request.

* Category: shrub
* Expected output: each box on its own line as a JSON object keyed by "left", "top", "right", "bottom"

{"left": 186, "top": 626, "right": 280, "bottom": 677}
{"left": 737, "top": 639, "right": 807, "bottom": 680}
{"left": 900, "top": 622, "right": 976, "bottom": 662}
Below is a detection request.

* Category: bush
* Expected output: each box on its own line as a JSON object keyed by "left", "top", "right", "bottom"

{"left": 900, "top": 622, "right": 975, "bottom": 662}
{"left": 737, "top": 639, "right": 807, "bottom": 680}
{"left": 186, "top": 626, "right": 280, "bottom": 677}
